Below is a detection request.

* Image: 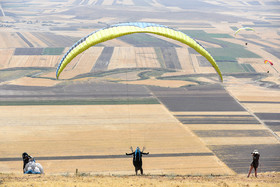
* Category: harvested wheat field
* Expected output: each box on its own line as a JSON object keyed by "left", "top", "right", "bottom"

{"left": 0, "top": 105, "right": 233, "bottom": 175}
{"left": 0, "top": 172, "right": 280, "bottom": 187}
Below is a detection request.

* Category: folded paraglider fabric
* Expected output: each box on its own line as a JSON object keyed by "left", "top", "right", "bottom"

{"left": 24, "top": 161, "right": 44, "bottom": 174}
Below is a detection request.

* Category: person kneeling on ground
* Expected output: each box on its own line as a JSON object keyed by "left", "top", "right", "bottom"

{"left": 22, "top": 152, "right": 44, "bottom": 174}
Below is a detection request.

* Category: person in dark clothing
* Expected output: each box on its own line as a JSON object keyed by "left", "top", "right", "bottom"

{"left": 247, "top": 150, "right": 260, "bottom": 178}
{"left": 126, "top": 147, "right": 149, "bottom": 175}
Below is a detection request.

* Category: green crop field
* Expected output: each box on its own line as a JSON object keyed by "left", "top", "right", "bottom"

{"left": 207, "top": 47, "right": 260, "bottom": 60}
{"left": 0, "top": 67, "right": 53, "bottom": 82}
{"left": 207, "top": 33, "right": 233, "bottom": 38}
{"left": 182, "top": 30, "right": 260, "bottom": 73}
{"left": 138, "top": 69, "right": 174, "bottom": 80}
{"left": 42, "top": 47, "right": 65, "bottom": 55}
{"left": 118, "top": 33, "right": 180, "bottom": 47}
{"left": 230, "top": 26, "right": 239, "bottom": 31}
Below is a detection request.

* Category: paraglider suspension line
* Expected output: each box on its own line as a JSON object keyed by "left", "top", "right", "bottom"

{"left": 126, "top": 70, "right": 132, "bottom": 146}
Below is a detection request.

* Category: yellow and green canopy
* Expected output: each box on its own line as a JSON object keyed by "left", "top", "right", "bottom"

{"left": 56, "top": 22, "right": 223, "bottom": 82}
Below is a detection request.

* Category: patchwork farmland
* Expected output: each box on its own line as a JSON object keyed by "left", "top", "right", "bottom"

{"left": 0, "top": 0, "right": 279, "bottom": 181}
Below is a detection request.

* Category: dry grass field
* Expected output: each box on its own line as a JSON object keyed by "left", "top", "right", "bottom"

{"left": 1, "top": 172, "right": 280, "bottom": 187}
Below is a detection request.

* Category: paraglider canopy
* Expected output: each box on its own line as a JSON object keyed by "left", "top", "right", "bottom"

{"left": 56, "top": 22, "right": 223, "bottom": 82}
{"left": 234, "top": 27, "right": 255, "bottom": 36}
{"left": 264, "top": 60, "right": 273, "bottom": 66}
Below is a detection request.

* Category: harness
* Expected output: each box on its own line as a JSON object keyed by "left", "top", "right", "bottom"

{"left": 134, "top": 149, "right": 141, "bottom": 161}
